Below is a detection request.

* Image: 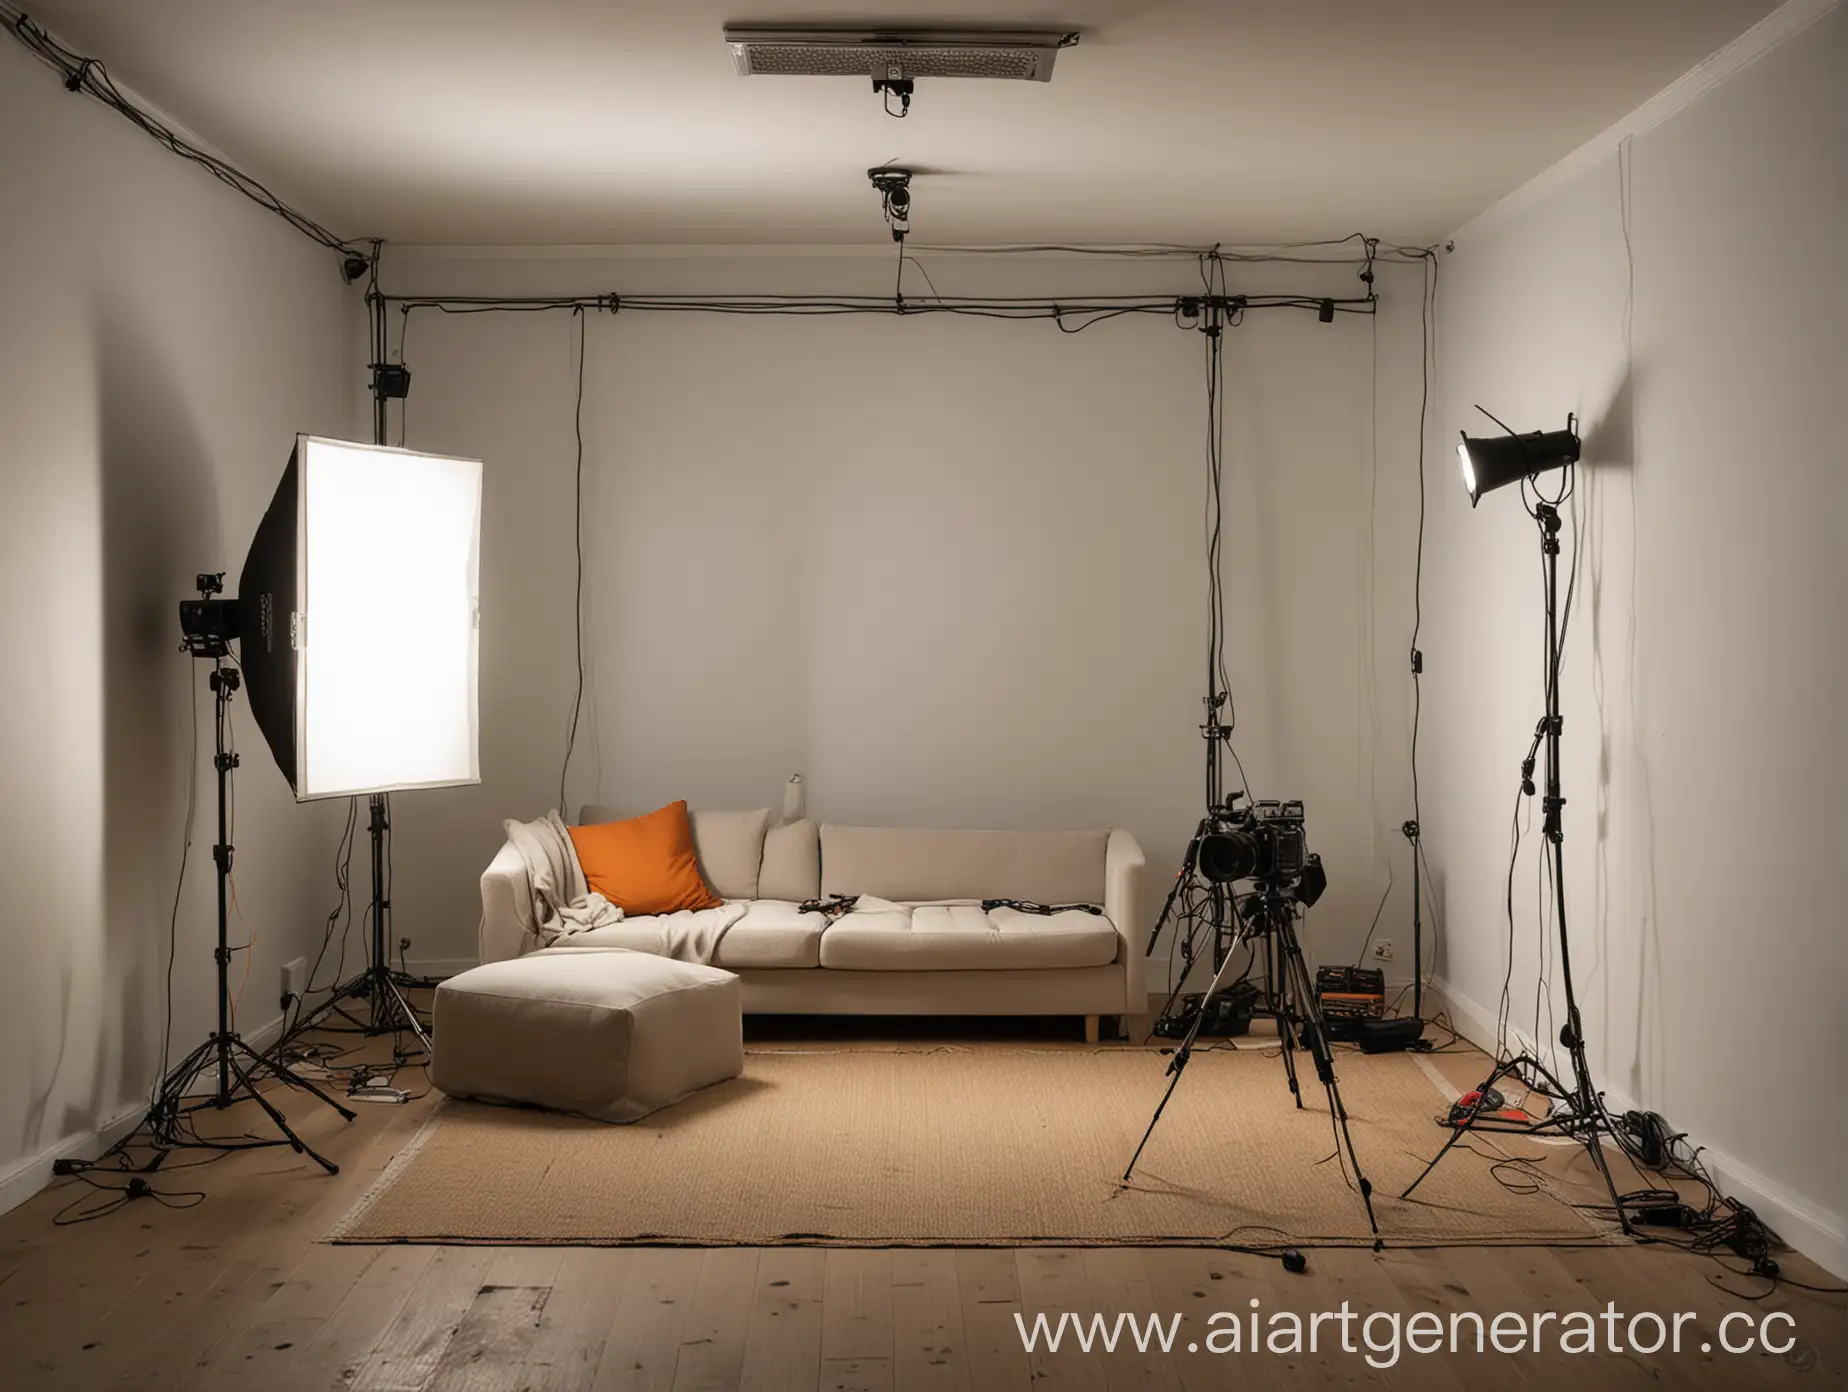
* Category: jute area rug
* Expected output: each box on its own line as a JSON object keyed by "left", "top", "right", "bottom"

{"left": 329, "top": 1045, "right": 1618, "bottom": 1248}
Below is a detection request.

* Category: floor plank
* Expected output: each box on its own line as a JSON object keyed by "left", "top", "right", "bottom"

{"left": 346, "top": 1245, "right": 496, "bottom": 1392}
{"left": 426, "top": 1279, "right": 554, "bottom": 1391}
{"left": 890, "top": 1247, "right": 972, "bottom": 1392}
{"left": 672, "top": 1247, "right": 762, "bottom": 1391}
{"left": 822, "top": 1249, "right": 895, "bottom": 1364}
{"left": 740, "top": 1247, "right": 826, "bottom": 1392}
{"left": 1013, "top": 1248, "right": 1107, "bottom": 1392}
{"left": 517, "top": 1246, "right": 633, "bottom": 1392}
{"left": 589, "top": 1247, "right": 704, "bottom": 1392}
{"left": 951, "top": 1248, "right": 1030, "bottom": 1391}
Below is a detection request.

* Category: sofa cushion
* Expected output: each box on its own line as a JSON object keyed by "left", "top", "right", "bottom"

{"left": 579, "top": 804, "right": 771, "bottom": 900}
{"left": 556, "top": 901, "right": 824, "bottom": 970}
{"left": 759, "top": 818, "right": 821, "bottom": 901}
{"left": 818, "top": 903, "right": 1120, "bottom": 972}
{"left": 713, "top": 900, "right": 825, "bottom": 969}
{"left": 820, "top": 825, "right": 1108, "bottom": 905}
{"left": 430, "top": 950, "right": 742, "bottom": 1123}
{"left": 568, "top": 802, "right": 720, "bottom": 915}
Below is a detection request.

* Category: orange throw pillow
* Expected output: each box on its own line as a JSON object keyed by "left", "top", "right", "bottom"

{"left": 567, "top": 801, "right": 721, "bottom": 915}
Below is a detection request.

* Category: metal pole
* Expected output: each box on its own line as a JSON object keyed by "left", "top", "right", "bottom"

{"left": 213, "top": 665, "right": 232, "bottom": 1103}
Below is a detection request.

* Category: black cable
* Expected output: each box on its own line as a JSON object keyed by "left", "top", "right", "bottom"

{"left": 2, "top": 7, "right": 364, "bottom": 257}
{"left": 304, "top": 799, "right": 358, "bottom": 999}
{"left": 1495, "top": 779, "right": 1530, "bottom": 1056}
{"left": 560, "top": 307, "right": 588, "bottom": 815}
{"left": 397, "top": 305, "right": 412, "bottom": 447}
{"left": 393, "top": 293, "right": 1376, "bottom": 321}
{"left": 152, "top": 673, "right": 200, "bottom": 1110}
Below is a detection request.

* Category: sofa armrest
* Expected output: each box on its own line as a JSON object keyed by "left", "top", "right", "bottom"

{"left": 479, "top": 839, "right": 540, "bottom": 965}
{"left": 1105, "top": 828, "right": 1147, "bottom": 1012}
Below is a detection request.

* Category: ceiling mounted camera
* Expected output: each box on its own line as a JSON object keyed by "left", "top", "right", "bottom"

{"left": 869, "top": 167, "right": 913, "bottom": 241}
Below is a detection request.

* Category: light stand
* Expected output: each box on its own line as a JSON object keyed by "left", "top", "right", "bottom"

{"left": 1398, "top": 499, "right": 1632, "bottom": 1233}
{"left": 138, "top": 609, "right": 357, "bottom": 1174}
{"left": 281, "top": 274, "right": 432, "bottom": 1054}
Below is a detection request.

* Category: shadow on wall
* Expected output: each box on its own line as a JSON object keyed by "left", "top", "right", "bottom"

{"left": 91, "top": 303, "right": 220, "bottom": 1136}
{"left": 1576, "top": 365, "right": 1660, "bottom": 1104}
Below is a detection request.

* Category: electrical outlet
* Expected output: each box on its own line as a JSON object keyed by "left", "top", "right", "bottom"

{"left": 282, "top": 957, "right": 307, "bottom": 1001}
{"left": 1372, "top": 940, "right": 1395, "bottom": 962}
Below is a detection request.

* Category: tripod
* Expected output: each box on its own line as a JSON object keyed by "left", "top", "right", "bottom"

{"left": 1398, "top": 501, "right": 1632, "bottom": 1234}
{"left": 1133, "top": 691, "right": 1379, "bottom": 1242}
{"left": 1126, "top": 876, "right": 1381, "bottom": 1244}
{"left": 140, "top": 654, "right": 356, "bottom": 1174}
{"left": 284, "top": 793, "right": 432, "bottom": 1054}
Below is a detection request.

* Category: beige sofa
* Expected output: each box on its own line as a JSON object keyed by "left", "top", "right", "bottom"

{"left": 479, "top": 807, "right": 1146, "bottom": 1039}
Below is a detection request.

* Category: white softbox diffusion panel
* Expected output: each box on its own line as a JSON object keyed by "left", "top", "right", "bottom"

{"left": 273, "top": 436, "right": 481, "bottom": 800}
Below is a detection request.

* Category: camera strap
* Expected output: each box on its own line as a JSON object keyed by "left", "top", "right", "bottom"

{"left": 981, "top": 898, "right": 1103, "bottom": 917}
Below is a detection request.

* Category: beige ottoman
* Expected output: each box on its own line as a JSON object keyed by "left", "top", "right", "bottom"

{"left": 431, "top": 949, "right": 743, "bottom": 1122}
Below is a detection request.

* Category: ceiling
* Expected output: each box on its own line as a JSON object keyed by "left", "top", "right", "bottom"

{"left": 27, "top": 0, "right": 1782, "bottom": 247}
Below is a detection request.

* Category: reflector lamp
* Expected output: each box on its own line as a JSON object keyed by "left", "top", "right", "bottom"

{"left": 1457, "top": 419, "right": 1580, "bottom": 506}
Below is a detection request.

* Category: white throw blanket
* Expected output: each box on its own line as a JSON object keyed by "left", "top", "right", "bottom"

{"left": 502, "top": 811, "right": 626, "bottom": 946}
{"left": 502, "top": 810, "right": 744, "bottom": 964}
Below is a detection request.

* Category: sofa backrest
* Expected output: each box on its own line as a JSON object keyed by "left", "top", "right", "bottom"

{"left": 820, "top": 825, "right": 1108, "bottom": 905}
{"left": 579, "top": 803, "right": 772, "bottom": 900}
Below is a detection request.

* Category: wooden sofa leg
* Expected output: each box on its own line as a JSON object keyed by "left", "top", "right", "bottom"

{"left": 1084, "top": 1015, "right": 1100, "bottom": 1045}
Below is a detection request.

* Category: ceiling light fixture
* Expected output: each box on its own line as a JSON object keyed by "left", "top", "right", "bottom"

{"left": 724, "top": 27, "right": 1078, "bottom": 117}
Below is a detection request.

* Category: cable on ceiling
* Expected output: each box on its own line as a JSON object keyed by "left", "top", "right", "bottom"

{"left": 2, "top": 3, "right": 367, "bottom": 256}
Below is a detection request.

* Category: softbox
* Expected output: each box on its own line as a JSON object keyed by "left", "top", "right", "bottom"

{"left": 237, "top": 435, "right": 482, "bottom": 800}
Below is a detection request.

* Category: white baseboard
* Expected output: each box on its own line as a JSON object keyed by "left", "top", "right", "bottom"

{"left": 0, "top": 1010, "right": 286, "bottom": 1221}
{"left": 1429, "top": 975, "right": 1847, "bottom": 1279}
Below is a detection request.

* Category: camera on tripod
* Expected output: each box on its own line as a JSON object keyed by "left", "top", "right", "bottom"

{"left": 1198, "top": 795, "right": 1327, "bottom": 905}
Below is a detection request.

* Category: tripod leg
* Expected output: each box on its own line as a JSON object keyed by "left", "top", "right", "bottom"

{"left": 1121, "top": 1051, "right": 1191, "bottom": 1186}
{"left": 1515, "top": 1050, "right": 1635, "bottom": 1234}
{"left": 1122, "top": 917, "right": 1249, "bottom": 1185}
{"left": 223, "top": 1047, "right": 341, "bottom": 1175}
{"left": 1398, "top": 1056, "right": 1523, "bottom": 1200}
{"left": 381, "top": 976, "right": 433, "bottom": 1056}
{"left": 1276, "top": 913, "right": 1380, "bottom": 1242}
{"left": 243, "top": 1040, "right": 359, "bottom": 1122}
{"left": 1145, "top": 824, "right": 1205, "bottom": 957}
{"left": 1274, "top": 986, "right": 1304, "bottom": 1109}
{"left": 146, "top": 1040, "right": 216, "bottom": 1150}
{"left": 1265, "top": 915, "right": 1305, "bottom": 1110}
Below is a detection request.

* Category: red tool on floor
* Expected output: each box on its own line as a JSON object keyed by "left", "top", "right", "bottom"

{"left": 1445, "top": 1086, "right": 1535, "bottom": 1128}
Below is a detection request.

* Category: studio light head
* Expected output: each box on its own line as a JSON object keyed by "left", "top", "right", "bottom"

{"left": 179, "top": 572, "right": 236, "bottom": 658}
{"left": 1457, "top": 412, "right": 1580, "bottom": 506}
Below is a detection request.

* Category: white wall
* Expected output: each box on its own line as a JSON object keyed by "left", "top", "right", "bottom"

{"left": 1423, "top": 3, "right": 1846, "bottom": 1272}
{"left": 380, "top": 249, "right": 1430, "bottom": 994}
{"left": 0, "top": 40, "right": 357, "bottom": 1207}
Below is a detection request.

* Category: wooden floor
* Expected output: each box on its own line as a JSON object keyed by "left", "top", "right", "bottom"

{"left": 0, "top": 1013, "right": 1841, "bottom": 1391}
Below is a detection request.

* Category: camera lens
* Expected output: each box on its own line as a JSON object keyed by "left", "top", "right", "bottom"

{"left": 1199, "top": 828, "right": 1260, "bottom": 883}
